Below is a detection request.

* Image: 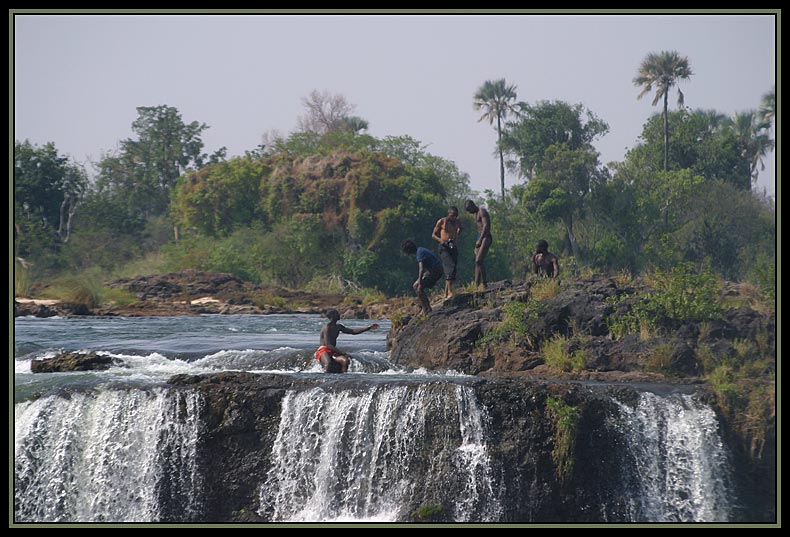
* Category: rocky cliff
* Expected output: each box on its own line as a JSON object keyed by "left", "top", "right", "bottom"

{"left": 388, "top": 277, "right": 775, "bottom": 381}
{"left": 164, "top": 372, "right": 774, "bottom": 523}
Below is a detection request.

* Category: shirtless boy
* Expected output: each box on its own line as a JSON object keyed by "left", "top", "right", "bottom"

{"left": 464, "top": 199, "right": 492, "bottom": 289}
{"left": 314, "top": 309, "right": 379, "bottom": 373}
{"left": 432, "top": 206, "right": 462, "bottom": 298}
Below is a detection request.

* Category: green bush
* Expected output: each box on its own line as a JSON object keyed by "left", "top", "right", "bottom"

{"left": 41, "top": 272, "right": 102, "bottom": 308}
{"left": 607, "top": 263, "right": 723, "bottom": 338}
{"left": 411, "top": 503, "right": 444, "bottom": 522}
{"left": 478, "top": 300, "right": 539, "bottom": 348}
{"left": 546, "top": 396, "right": 580, "bottom": 483}
{"left": 542, "top": 335, "right": 585, "bottom": 372}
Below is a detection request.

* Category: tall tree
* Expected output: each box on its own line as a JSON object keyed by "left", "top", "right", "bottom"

{"left": 297, "top": 90, "right": 359, "bottom": 134}
{"left": 473, "top": 78, "right": 519, "bottom": 200}
{"left": 521, "top": 144, "right": 601, "bottom": 258}
{"left": 758, "top": 85, "right": 776, "bottom": 127}
{"left": 93, "top": 105, "right": 223, "bottom": 232}
{"left": 501, "top": 100, "right": 608, "bottom": 180}
{"left": 730, "top": 110, "right": 774, "bottom": 189}
{"left": 633, "top": 51, "right": 693, "bottom": 172}
{"left": 14, "top": 140, "right": 87, "bottom": 253}
{"left": 626, "top": 109, "right": 747, "bottom": 186}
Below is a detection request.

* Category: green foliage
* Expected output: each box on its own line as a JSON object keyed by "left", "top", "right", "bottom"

{"left": 15, "top": 260, "right": 31, "bottom": 296}
{"left": 530, "top": 278, "right": 561, "bottom": 302}
{"left": 542, "top": 335, "right": 585, "bottom": 372}
{"left": 645, "top": 342, "right": 680, "bottom": 375}
{"left": 40, "top": 271, "right": 103, "bottom": 308}
{"left": 93, "top": 105, "right": 223, "bottom": 224}
{"left": 502, "top": 100, "right": 609, "bottom": 180}
{"left": 60, "top": 229, "right": 140, "bottom": 273}
{"left": 99, "top": 287, "right": 140, "bottom": 306}
{"left": 607, "top": 263, "right": 722, "bottom": 338}
{"left": 14, "top": 140, "right": 88, "bottom": 258}
{"left": 411, "top": 503, "right": 444, "bottom": 522}
{"left": 644, "top": 263, "right": 722, "bottom": 324}
{"left": 17, "top": 99, "right": 775, "bottom": 300}
{"left": 546, "top": 396, "right": 581, "bottom": 483}
{"left": 172, "top": 157, "right": 267, "bottom": 236}
{"left": 706, "top": 351, "right": 775, "bottom": 460}
{"left": 478, "top": 300, "right": 538, "bottom": 348}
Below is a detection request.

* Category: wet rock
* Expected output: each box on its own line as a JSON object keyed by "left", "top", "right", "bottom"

{"left": 14, "top": 301, "right": 93, "bottom": 318}
{"left": 31, "top": 352, "right": 123, "bottom": 373}
{"left": 107, "top": 270, "right": 255, "bottom": 301}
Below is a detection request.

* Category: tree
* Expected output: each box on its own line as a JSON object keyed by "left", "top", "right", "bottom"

{"left": 297, "top": 90, "right": 360, "bottom": 134}
{"left": 92, "top": 105, "right": 223, "bottom": 233}
{"left": 729, "top": 111, "right": 774, "bottom": 189}
{"left": 340, "top": 116, "right": 369, "bottom": 134}
{"left": 473, "top": 78, "right": 519, "bottom": 201}
{"left": 521, "top": 144, "right": 601, "bottom": 258}
{"left": 758, "top": 85, "right": 775, "bottom": 127}
{"left": 501, "top": 100, "right": 609, "bottom": 180}
{"left": 626, "top": 109, "right": 747, "bottom": 187}
{"left": 14, "top": 140, "right": 87, "bottom": 255}
{"left": 633, "top": 51, "right": 693, "bottom": 172}
{"left": 590, "top": 160, "right": 704, "bottom": 273}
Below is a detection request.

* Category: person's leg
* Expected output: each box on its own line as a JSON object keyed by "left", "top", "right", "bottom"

{"left": 418, "top": 288, "right": 432, "bottom": 314}
{"left": 476, "top": 237, "right": 492, "bottom": 288}
{"left": 473, "top": 245, "right": 482, "bottom": 287}
{"left": 319, "top": 351, "right": 333, "bottom": 372}
{"left": 335, "top": 355, "right": 351, "bottom": 373}
{"left": 414, "top": 278, "right": 431, "bottom": 314}
{"left": 447, "top": 247, "right": 458, "bottom": 297}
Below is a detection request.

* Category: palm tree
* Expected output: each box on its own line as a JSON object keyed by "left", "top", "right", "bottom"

{"left": 633, "top": 51, "right": 693, "bottom": 172}
{"left": 730, "top": 110, "right": 775, "bottom": 189}
{"left": 759, "top": 85, "right": 775, "bottom": 130}
{"left": 473, "top": 78, "right": 519, "bottom": 200}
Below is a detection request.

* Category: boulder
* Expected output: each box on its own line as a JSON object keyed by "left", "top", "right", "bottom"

{"left": 31, "top": 352, "right": 123, "bottom": 373}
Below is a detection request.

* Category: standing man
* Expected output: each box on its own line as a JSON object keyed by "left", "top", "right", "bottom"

{"left": 464, "top": 199, "right": 492, "bottom": 289}
{"left": 401, "top": 239, "right": 444, "bottom": 315}
{"left": 432, "top": 206, "right": 462, "bottom": 299}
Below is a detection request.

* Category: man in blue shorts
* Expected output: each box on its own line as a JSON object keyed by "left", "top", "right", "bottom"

{"left": 401, "top": 239, "right": 443, "bottom": 315}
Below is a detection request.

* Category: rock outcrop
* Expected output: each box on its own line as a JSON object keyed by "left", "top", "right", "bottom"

{"left": 31, "top": 352, "right": 124, "bottom": 373}
{"left": 14, "top": 301, "right": 93, "bottom": 318}
{"left": 388, "top": 277, "right": 775, "bottom": 381}
{"left": 161, "top": 372, "right": 774, "bottom": 523}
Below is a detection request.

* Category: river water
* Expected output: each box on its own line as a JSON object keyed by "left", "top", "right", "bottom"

{"left": 13, "top": 314, "right": 736, "bottom": 524}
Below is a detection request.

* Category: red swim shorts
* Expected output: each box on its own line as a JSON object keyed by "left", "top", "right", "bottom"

{"left": 315, "top": 345, "right": 334, "bottom": 361}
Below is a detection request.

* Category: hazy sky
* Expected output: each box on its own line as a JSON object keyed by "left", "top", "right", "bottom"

{"left": 13, "top": 12, "right": 778, "bottom": 197}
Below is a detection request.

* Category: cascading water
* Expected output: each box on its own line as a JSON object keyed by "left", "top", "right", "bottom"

{"left": 14, "top": 388, "right": 204, "bottom": 523}
{"left": 614, "top": 392, "right": 733, "bottom": 522}
{"left": 15, "top": 315, "right": 762, "bottom": 523}
{"left": 259, "top": 383, "right": 502, "bottom": 522}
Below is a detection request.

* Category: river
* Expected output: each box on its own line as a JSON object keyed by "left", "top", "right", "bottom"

{"left": 14, "top": 314, "right": 738, "bottom": 524}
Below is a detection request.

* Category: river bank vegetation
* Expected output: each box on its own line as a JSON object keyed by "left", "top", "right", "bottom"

{"left": 15, "top": 67, "right": 775, "bottom": 304}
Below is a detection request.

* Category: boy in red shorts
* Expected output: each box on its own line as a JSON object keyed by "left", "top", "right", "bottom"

{"left": 315, "top": 309, "right": 380, "bottom": 373}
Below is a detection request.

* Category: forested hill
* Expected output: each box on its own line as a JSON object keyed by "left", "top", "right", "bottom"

{"left": 169, "top": 148, "right": 453, "bottom": 294}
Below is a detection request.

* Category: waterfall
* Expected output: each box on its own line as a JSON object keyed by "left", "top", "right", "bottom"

{"left": 259, "top": 383, "right": 501, "bottom": 522}
{"left": 614, "top": 392, "right": 733, "bottom": 522}
{"left": 14, "top": 388, "right": 204, "bottom": 523}
{"left": 12, "top": 380, "right": 742, "bottom": 523}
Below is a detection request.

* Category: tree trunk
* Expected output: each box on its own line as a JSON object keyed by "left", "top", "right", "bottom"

{"left": 564, "top": 215, "right": 580, "bottom": 260}
{"left": 64, "top": 198, "right": 77, "bottom": 243}
{"left": 58, "top": 198, "right": 68, "bottom": 242}
{"left": 663, "top": 91, "right": 670, "bottom": 172}
{"left": 497, "top": 115, "right": 505, "bottom": 201}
